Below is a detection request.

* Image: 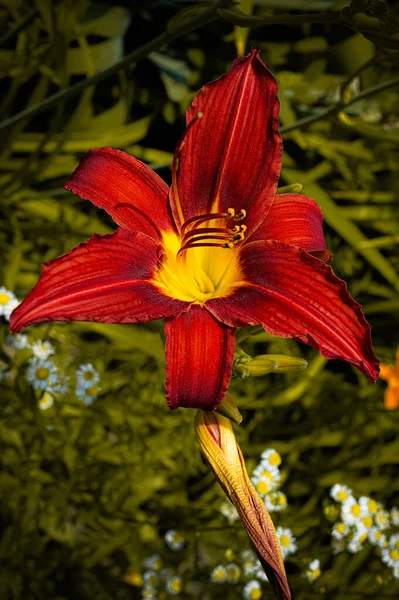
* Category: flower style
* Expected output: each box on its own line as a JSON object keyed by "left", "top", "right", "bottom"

{"left": 379, "top": 346, "right": 399, "bottom": 410}
{"left": 194, "top": 409, "right": 292, "bottom": 600}
{"left": 10, "top": 50, "right": 379, "bottom": 410}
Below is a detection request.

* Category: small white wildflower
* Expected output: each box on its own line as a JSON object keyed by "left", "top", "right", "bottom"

{"left": 347, "top": 539, "right": 362, "bottom": 554}
{"left": 389, "top": 534, "right": 399, "bottom": 551}
{"left": 144, "top": 554, "right": 163, "bottom": 571}
{"left": 330, "top": 484, "right": 352, "bottom": 503}
{"left": 165, "top": 575, "right": 182, "bottom": 595}
{"left": 264, "top": 491, "right": 288, "bottom": 512}
{"left": 251, "top": 467, "right": 280, "bottom": 496}
{"left": 31, "top": 340, "right": 55, "bottom": 360}
{"left": 359, "top": 496, "right": 378, "bottom": 517}
{"left": 375, "top": 508, "right": 390, "bottom": 530}
{"left": 6, "top": 333, "right": 29, "bottom": 350}
{"left": 341, "top": 496, "right": 364, "bottom": 525}
{"left": 142, "top": 585, "right": 157, "bottom": 599}
{"left": 50, "top": 375, "right": 70, "bottom": 395}
{"left": 38, "top": 392, "right": 54, "bottom": 410}
{"left": 211, "top": 564, "right": 227, "bottom": 583}
{"left": 164, "top": 530, "right": 185, "bottom": 551}
{"left": 331, "top": 522, "right": 348, "bottom": 540}
{"left": 260, "top": 448, "right": 282, "bottom": 469}
{"left": 27, "top": 359, "right": 57, "bottom": 391}
{"left": 368, "top": 527, "right": 386, "bottom": 547}
{"left": 352, "top": 523, "right": 368, "bottom": 545}
{"left": 391, "top": 507, "right": 399, "bottom": 526}
{"left": 0, "top": 288, "right": 18, "bottom": 320}
{"left": 76, "top": 382, "right": 100, "bottom": 405}
{"left": 220, "top": 501, "right": 239, "bottom": 523}
{"left": 143, "top": 571, "right": 159, "bottom": 587}
{"left": 243, "top": 579, "right": 262, "bottom": 600}
{"left": 241, "top": 550, "right": 260, "bottom": 575}
{"left": 304, "top": 559, "right": 321, "bottom": 582}
{"left": 76, "top": 363, "right": 100, "bottom": 388}
{"left": 225, "top": 563, "right": 241, "bottom": 583}
{"left": 381, "top": 547, "right": 399, "bottom": 568}
{"left": 276, "top": 527, "right": 297, "bottom": 559}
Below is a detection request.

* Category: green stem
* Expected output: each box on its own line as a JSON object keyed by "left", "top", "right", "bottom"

{"left": 280, "top": 75, "right": 399, "bottom": 134}
{"left": 0, "top": 3, "right": 221, "bottom": 133}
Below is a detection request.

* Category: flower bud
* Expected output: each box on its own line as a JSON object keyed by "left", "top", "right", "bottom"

{"left": 216, "top": 392, "right": 243, "bottom": 424}
{"left": 276, "top": 183, "right": 303, "bottom": 194}
{"left": 194, "top": 410, "right": 293, "bottom": 600}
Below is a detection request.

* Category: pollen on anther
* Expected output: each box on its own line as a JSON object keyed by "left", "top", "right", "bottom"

{"left": 197, "top": 111, "right": 203, "bottom": 118}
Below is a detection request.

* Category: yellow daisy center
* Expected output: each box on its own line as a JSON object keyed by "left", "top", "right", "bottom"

{"left": 269, "top": 452, "right": 281, "bottom": 466}
{"left": 83, "top": 371, "right": 95, "bottom": 381}
{"left": 362, "top": 516, "right": 373, "bottom": 528}
{"left": 337, "top": 490, "right": 349, "bottom": 501}
{"left": 0, "top": 293, "right": 11, "bottom": 305}
{"left": 351, "top": 504, "right": 361, "bottom": 517}
{"left": 368, "top": 499, "right": 378, "bottom": 514}
{"left": 389, "top": 549, "right": 399, "bottom": 561}
{"left": 36, "top": 367, "right": 50, "bottom": 380}
{"left": 280, "top": 534, "right": 291, "bottom": 548}
{"left": 87, "top": 384, "right": 99, "bottom": 396}
{"left": 256, "top": 480, "right": 270, "bottom": 495}
{"left": 336, "top": 523, "right": 346, "bottom": 534}
{"left": 249, "top": 589, "right": 262, "bottom": 600}
{"left": 170, "top": 578, "right": 181, "bottom": 592}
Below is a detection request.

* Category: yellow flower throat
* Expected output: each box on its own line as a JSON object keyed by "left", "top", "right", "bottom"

{"left": 153, "top": 112, "right": 247, "bottom": 303}
{"left": 154, "top": 209, "right": 247, "bottom": 303}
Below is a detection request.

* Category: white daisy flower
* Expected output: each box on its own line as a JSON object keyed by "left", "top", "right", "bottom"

{"left": 76, "top": 382, "right": 100, "bottom": 405}
{"left": 389, "top": 534, "right": 399, "bottom": 550}
{"left": 165, "top": 575, "right": 182, "bottom": 595}
{"left": 27, "top": 359, "right": 57, "bottom": 391}
{"left": 260, "top": 448, "right": 282, "bottom": 469}
{"left": 225, "top": 563, "right": 241, "bottom": 583}
{"left": 375, "top": 508, "right": 390, "bottom": 530}
{"left": 304, "top": 559, "right": 321, "bottom": 582}
{"left": 331, "top": 522, "right": 348, "bottom": 540}
{"left": 381, "top": 547, "right": 399, "bottom": 568}
{"left": 264, "top": 491, "right": 288, "bottom": 512}
{"left": 341, "top": 496, "right": 364, "bottom": 525}
{"left": 359, "top": 496, "right": 378, "bottom": 517}
{"left": 144, "top": 554, "right": 163, "bottom": 571}
{"left": 368, "top": 527, "right": 386, "bottom": 547}
{"left": 330, "top": 484, "right": 352, "bottom": 503}
{"left": 220, "top": 501, "right": 239, "bottom": 523}
{"left": 347, "top": 539, "right": 362, "bottom": 554}
{"left": 6, "top": 333, "right": 29, "bottom": 350}
{"left": 31, "top": 340, "right": 55, "bottom": 360}
{"left": 0, "top": 288, "right": 18, "bottom": 320}
{"left": 38, "top": 392, "right": 54, "bottom": 410}
{"left": 164, "top": 530, "right": 185, "bottom": 551}
{"left": 143, "top": 571, "right": 159, "bottom": 587}
{"left": 76, "top": 363, "right": 100, "bottom": 388}
{"left": 50, "top": 375, "right": 70, "bottom": 395}
{"left": 210, "top": 564, "right": 227, "bottom": 583}
{"left": 390, "top": 507, "right": 399, "bottom": 526}
{"left": 276, "top": 527, "right": 297, "bottom": 559}
{"left": 241, "top": 550, "right": 260, "bottom": 577}
{"left": 252, "top": 468, "right": 280, "bottom": 496}
{"left": 243, "top": 579, "right": 262, "bottom": 600}
{"left": 352, "top": 523, "right": 368, "bottom": 545}
{"left": 393, "top": 565, "right": 399, "bottom": 580}
{"left": 142, "top": 585, "right": 157, "bottom": 599}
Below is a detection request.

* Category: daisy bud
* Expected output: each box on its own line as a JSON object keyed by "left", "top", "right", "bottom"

{"left": 194, "top": 410, "right": 292, "bottom": 600}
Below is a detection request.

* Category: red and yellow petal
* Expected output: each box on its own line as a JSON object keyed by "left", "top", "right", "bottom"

{"left": 249, "top": 193, "right": 329, "bottom": 257}
{"left": 165, "top": 305, "right": 235, "bottom": 410}
{"left": 207, "top": 240, "right": 379, "bottom": 381}
{"left": 64, "top": 147, "right": 174, "bottom": 240}
{"left": 10, "top": 229, "right": 187, "bottom": 332}
{"left": 173, "top": 50, "right": 282, "bottom": 235}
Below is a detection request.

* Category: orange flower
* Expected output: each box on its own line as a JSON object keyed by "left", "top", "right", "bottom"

{"left": 194, "top": 406, "right": 292, "bottom": 600}
{"left": 380, "top": 347, "right": 399, "bottom": 410}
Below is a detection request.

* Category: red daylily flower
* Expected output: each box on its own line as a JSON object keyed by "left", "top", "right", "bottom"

{"left": 10, "top": 50, "right": 379, "bottom": 409}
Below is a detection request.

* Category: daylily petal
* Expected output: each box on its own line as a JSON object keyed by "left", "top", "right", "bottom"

{"left": 379, "top": 364, "right": 394, "bottom": 381}
{"left": 249, "top": 193, "right": 328, "bottom": 257}
{"left": 174, "top": 50, "right": 282, "bottom": 235}
{"left": 207, "top": 240, "right": 379, "bottom": 381}
{"left": 165, "top": 306, "right": 235, "bottom": 410}
{"left": 384, "top": 380, "right": 399, "bottom": 410}
{"left": 64, "top": 147, "right": 174, "bottom": 240}
{"left": 10, "top": 229, "right": 187, "bottom": 332}
{"left": 195, "top": 410, "right": 293, "bottom": 600}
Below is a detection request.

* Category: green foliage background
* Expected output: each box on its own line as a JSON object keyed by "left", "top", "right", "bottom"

{"left": 0, "top": 1, "right": 399, "bottom": 598}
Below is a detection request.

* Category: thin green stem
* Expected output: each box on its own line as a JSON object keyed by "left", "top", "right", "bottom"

{"left": 280, "top": 75, "right": 399, "bottom": 134}
{"left": 0, "top": 3, "right": 221, "bottom": 133}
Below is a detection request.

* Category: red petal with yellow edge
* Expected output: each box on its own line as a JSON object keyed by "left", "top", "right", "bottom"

{"left": 207, "top": 240, "right": 379, "bottom": 382}
{"left": 249, "top": 193, "right": 328, "bottom": 256}
{"left": 10, "top": 229, "right": 187, "bottom": 332}
{"left": 64, "top": 148, "right": 174, "bottom": 240}
{"left": 165, "top": 305, "right": 235, "bottom": 410}
{"left": 174, "top": 50, "right": 282, "bottom": 235}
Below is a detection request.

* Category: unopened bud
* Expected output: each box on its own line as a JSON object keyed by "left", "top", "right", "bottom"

{"left": 216, "top": 392, "right": 243, "bottom": 424}
{"left": 259, "top": 354, "right": 308, "bottom": 373}
{"left": 276, "top": 183, "right": 303, "bottom": 194}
